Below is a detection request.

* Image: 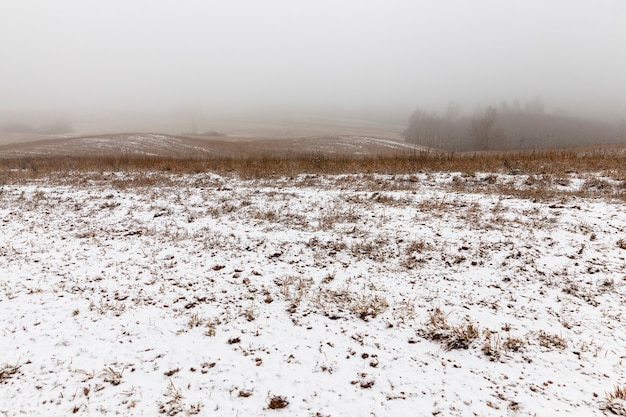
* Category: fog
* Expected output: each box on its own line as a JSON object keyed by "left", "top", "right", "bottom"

{"left": 1, "top": 0, "right": 625, "bottom": 133}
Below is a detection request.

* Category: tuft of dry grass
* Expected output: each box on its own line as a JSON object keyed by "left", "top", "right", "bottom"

{"left": 158, "top": 379, "right": 185, "bottom": 415}
{"left": 482, "top": 331, "right": 526, "bottom": 361}
{"left": 268, "top": 395, "right": 289, "bottom": 409}
{"left": 607, "top": 386, "right": 626, "bottom": 402}
{"left": 537, "top": 331, "right": 568, "bottom": 350}
{"left": 101, "top": 367, "right": 124, "bottom": 386}
{"left": 187, "top": 312, "right": 204, "bottom": 329}
{"left": 0, "top": 363, "right": 20, "bottom": 383}
{"left": 350, "top": 294, "right": 389, "bottom": 321}
{"left": 418, "top": 308, "right": 480, "bottom": 350}
{"left": 604, "top": 386, "right": 626, "bottom": 415}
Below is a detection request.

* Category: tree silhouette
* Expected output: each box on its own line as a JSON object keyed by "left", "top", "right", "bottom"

{"left": 469, "top": 107, "right": 497, "bottom": 150}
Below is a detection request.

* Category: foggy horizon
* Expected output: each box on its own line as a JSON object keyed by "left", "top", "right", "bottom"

{"left": 2, "top": 1, "right": 625, "bottom": 128}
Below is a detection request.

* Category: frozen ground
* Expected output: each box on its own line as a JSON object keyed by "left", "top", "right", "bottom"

{"left": 1, "top": 171, "right": 626, "bottom": 416}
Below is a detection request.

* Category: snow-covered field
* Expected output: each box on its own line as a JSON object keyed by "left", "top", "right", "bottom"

{"left": 1, "top": 171, "right": 626, "bottom": 416}
{"left": 0, "top": 134, "right": 215, "bottom": 158}
{"left": 0, "top": 133, "right": 424, "bottom": 159}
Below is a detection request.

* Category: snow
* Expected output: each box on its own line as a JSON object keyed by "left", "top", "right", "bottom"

{"left": 1, "top": 171, "right": 625, "bottom": 416}
{"left": 348, "top": 136, "right": 429, "bottom": 151}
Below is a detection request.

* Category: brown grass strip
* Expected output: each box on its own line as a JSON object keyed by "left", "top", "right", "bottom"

{"left": 1, "top": 149, "right": 625, "bottom": 183}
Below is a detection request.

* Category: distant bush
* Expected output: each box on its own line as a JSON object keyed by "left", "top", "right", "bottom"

{"left": 201, "top": 130, "right": 226, "bottom": 137}
{"left": 182, "top": 130, "right": 227, "bottom": 137}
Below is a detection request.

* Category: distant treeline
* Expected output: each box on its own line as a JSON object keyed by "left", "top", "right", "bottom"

{"left": 403, "top": 101, "right": 626, "bottom": 151}
{"left": 2, "top": 119, "right": 73, "bottom": 135}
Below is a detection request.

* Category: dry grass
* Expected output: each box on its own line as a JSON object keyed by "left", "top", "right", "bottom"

{"left": 607, "top": 386, "right": 626, "bottom": 402}
{"left": 1, "top": 147, "right": 626, "bottom": 183}
{"left": 418, "top": 308, "right": 480, "bottom": 350}
{"left": 2, "top": 149, "right": 625, "bottom": 207}
{"left": 537, "top": 331, "right": 568, "bottom": 350}
{"left": 0, "top": 363, "right": 21, "bottom": 383}
{"left": 101, "top": 367, "right": 124, "bottom": 386}
{"left": 268, "top": 395, "right": 289, "bottom": 409}
{"left": 604, "top": 386, "right": 626, "bottom": 415}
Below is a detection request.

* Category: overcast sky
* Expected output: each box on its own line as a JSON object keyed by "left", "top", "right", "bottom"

{"left": 1, "top": 1, "right": 625, "bottom": 120}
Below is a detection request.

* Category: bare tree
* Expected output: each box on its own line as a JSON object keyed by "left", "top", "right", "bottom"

{"left": 469, "top": 106, "right": 497, "bottom": 150}
{"left": 445, "top": 102, "right": 461, "bottom": 123}
{"left": 402, "top": 109, "right": 429, "bottom": 145}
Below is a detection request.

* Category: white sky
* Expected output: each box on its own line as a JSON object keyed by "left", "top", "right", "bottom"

{"left": 1, "top": 0, "right": 625, "bottom": 120}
